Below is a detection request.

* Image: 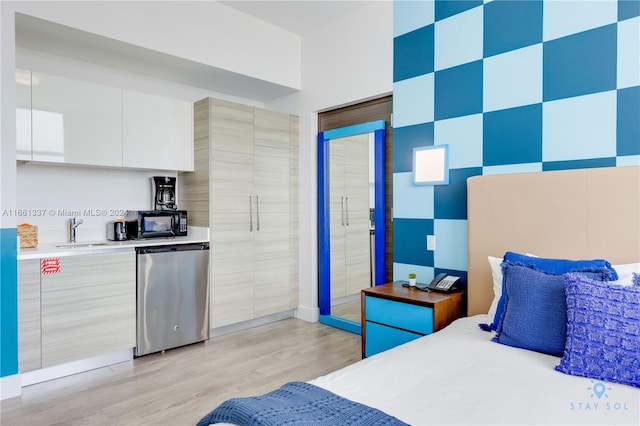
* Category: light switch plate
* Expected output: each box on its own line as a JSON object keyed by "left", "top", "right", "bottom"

{"left": 427, "top": 235, "right": 436, "bottom": 251}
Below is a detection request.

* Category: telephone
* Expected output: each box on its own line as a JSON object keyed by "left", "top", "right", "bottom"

{"left": 426, "top": 273, "right": 461, "bottom": 293}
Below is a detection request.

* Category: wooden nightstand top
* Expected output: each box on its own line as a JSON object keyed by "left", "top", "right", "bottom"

{"left": 362, "top": 281, "right": 464, "bottom": 307}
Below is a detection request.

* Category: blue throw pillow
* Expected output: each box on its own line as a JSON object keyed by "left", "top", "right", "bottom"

{"left": 504, "top": 252, "right": 618, "bottom": 279}
{"left": 556, "top": 274, "right": 640, "bottom": 388}
{"left": 492, "top": 264, "right": 612, "bottom": 356}
{"left": 482, "top": 252, "right": 617, "bottom": 332}
{"left": 493, "top": 264, "right": 568, "bottom": 355}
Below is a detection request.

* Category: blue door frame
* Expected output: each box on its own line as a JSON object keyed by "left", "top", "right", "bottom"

{"left": 318, "top": 120, "right": 386, "bottom": 334}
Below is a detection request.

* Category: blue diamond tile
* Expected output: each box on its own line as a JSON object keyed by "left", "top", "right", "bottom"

{"left": 435, "top": 60, "right": 483, "bottom": 120}
{"left": 434, "top": 167, "right": 482, "bottom": 220}
{"left": 394, "top": 25, "right": 435, "bottom": 82}
{"left": 617, "top": 86, "right": 640, "bottom": 156}
{"left": 542, "top": 158, "right": 617, "bottom": 171}
{"left": 483, "top": 104, "right": 543, "bottom": 166}
{"left": 393, "top": 122, "right": 435, "bottom": 173}
{"left": 435, "top": 0, "right": 483, "bottom": 22}
{"left": 394, "top": 218, "right": 434, "bottom": 267}
{"left": 434, "top": 219, "right": 468, "bottom": 271}
{"left": 393, "top": 74, "right": 435, "bottom": 127}
{"left": 543, "top": 24, "right": 617, "bottom": 102}
{"left": 484, "top": 0, "right": 543, "bottom": 58}
{"left": 394, "top": 0, "right": 435, "bottom": 37}
{"left": 620, "top": 0, "right": 640, "bottom": 21}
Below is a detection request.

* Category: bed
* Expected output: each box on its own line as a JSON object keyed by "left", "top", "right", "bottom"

{"left": 199, "top": 166, "right": 640, "bottom": 425}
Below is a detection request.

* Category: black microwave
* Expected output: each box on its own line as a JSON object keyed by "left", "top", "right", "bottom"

{"left": 125, "top": 210, "right": 187, "bottom": 239}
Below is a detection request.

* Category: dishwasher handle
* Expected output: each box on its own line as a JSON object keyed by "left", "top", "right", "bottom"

{"left": 136, "top": 242, "right": 209, "bottom": 254}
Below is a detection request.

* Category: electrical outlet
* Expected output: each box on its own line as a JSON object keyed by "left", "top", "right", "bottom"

{"left": 427, "top": 235, "right": 436, "bottom": 251}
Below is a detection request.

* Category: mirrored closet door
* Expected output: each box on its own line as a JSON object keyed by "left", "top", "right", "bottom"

{"left": 318, "top": 121, "right": 386, "bottom": 334}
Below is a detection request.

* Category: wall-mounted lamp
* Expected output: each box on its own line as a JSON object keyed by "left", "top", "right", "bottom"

{"left": 412, "top": 145, "right": 449, "bottom": 185}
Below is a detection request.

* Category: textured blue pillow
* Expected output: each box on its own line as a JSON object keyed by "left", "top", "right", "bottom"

{"left": 492, "top": 264, "right": 612, "bottom": 356}
{"left": 482, "top": 252, "right": 617, "bottom": 331}
{"left": 556, "top": 274, "right": 640, "bottom": 388}
{"left": 493, "top": 264, "right": 568, "bottom": 355}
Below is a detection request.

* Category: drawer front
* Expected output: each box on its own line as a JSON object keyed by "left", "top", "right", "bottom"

{"left": 365, "top": 296, "right": 434, "bottom": 335}
{"left": 365, "top": 321, "right": 422, "bottom": 357}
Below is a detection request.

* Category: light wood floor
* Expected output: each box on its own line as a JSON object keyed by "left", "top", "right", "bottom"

{"left": 0, "top": 318, "right": 361, "bottom": 425}
{"left": 330, "top": 298, "right": 362, "bottom": 323}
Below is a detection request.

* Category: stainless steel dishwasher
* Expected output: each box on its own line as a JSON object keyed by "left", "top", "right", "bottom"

{"left": 135, "top": 242, "right": 210, "bottom": 356}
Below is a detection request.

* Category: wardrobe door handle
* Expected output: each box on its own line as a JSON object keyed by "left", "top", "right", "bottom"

{"left": 256, "top": 194, "right": 260, "bottom": 231}
{"left": 345, "top": 197, "right": 349, "bottom": 226}
{"left": 341, "top": 196, "right": 345, "bottom": 226}
{"left": 249, "top": 195, "right": 253, "bottom": 232}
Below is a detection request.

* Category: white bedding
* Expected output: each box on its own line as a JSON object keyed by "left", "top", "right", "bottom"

{"left": 310, "top": 315, "right": 640, "bottom": 425}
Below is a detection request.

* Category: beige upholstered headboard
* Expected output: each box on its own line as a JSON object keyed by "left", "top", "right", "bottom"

{"left": 467, "top": 166, "right": 640, "bottom": 316}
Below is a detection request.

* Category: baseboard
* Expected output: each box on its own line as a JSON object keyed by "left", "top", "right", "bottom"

{"left": 209, "top": 311, "right": 294, "bottom": 338}
{"left": 295, "top": 305, "right": 319, "bottom": 323}
{"left": 0, "top": 374, "right": 22, "bottom": 400}
{"left": 21, "top": 348, "right": 133, "bottom": 387}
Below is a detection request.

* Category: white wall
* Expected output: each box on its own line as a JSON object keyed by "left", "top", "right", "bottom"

{"left": 267, "top": 1, "right": 393, "bottom": 322}
{"left": 11, "top": 0, "right": 301, "bottom": 90}
{"left": 16, "top": 164, "right": 177, "bottom": 243}
{"left": 1, "top": 3, "right": 17, "bottom": 229}
{"left": 17, "top": 47, "right": 265, "bottom": 105}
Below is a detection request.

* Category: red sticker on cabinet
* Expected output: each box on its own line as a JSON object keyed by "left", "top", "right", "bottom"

{"left": 41, "top": 258, "right": 60, "bottom": 275}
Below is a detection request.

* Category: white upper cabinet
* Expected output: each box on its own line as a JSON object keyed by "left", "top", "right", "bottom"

{"left": 31, "top": 72, "right": 123, "bottom": 167}
{"left": 122, "top": 90, "right": 194, "bottom": 171}
{"left": 16, "top": 70, "right": 195, "bottom": 171}
{"left": 16, "top": 69, "right": 32, "bottom": 161}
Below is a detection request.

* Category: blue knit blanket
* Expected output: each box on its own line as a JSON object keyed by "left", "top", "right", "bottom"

{"left": 196, "top": 381, "right": 408, "bottom": 426}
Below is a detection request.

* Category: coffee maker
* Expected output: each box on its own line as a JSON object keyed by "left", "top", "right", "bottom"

{"left": 152, "top": 176, "right": 177, "bottom": 210}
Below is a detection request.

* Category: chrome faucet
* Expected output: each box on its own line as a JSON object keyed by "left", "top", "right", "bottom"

{"left": 69, "top": 217, "right": 84, "bottom": 243}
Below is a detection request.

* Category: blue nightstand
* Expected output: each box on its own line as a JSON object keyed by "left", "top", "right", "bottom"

{"left": 361, "top": 282, "right": 464, "bottom": 357}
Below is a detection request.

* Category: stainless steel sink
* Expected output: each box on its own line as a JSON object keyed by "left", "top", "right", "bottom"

{"left": 54, "top": 242, "right": 108, "bottom": 248}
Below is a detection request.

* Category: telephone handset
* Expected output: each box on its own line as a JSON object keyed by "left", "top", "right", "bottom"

{"left": 426, "top": 273, "right": 461, "bottom": 293}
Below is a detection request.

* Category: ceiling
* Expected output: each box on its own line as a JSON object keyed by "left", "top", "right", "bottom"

{"left": 15, "top": 1, "right": 373, "bottom": 101}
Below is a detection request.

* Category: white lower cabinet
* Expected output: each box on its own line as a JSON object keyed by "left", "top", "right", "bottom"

{"left": 39, "top": 252, "right": 136, "bottom": 367}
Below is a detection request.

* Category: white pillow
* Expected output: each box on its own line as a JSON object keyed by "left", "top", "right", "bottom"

{"left": 485, "top": 258, "right": 636, "bottom": 318}
{"left": 611, "top": 262, "right": 640, "bottom": 286}
{"left": 487, "top": 256, "right": 503, "bottom": 320}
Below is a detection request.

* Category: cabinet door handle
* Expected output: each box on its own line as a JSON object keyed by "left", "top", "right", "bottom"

{"left": 256, "top": 194, "right": 260, "bottom": 231}
{"left": 341, "top": 196, "right": 345, "bottom": 226}
{"left": 346, "top": 196, "right": 349, "bottom": 226}
{"left": 249, "top": 195, "right": 253, "bottom": 232}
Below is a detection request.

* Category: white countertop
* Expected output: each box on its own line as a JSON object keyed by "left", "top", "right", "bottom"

{"left": 18, "top": 227, "right": 209, "bottom": 260}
